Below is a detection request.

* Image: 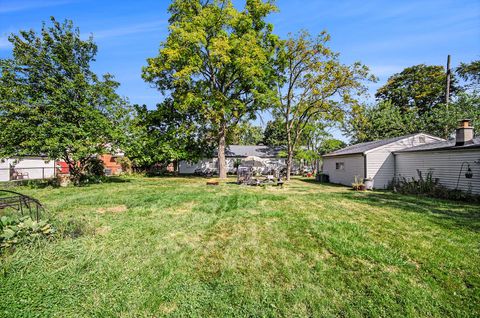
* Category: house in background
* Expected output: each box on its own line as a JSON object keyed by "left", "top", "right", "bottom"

{"left": 100, "top": 153, "right": 123, "bottom": 175}
{"left": 322, "top": 133, "right": 443, "bottom": 189}
{"left": 179, "top": 145, "right": 285, "bottom": 174}
{"left": 322, "top": 120, "right": 480, "bottom": 194}
{"left": 0, "top": 156, "right": 56, "bottom": 182}
{"left": 56, "top": 152, "right": 125, "bottom": 176}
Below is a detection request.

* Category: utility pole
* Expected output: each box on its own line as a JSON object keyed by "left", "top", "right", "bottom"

{"left": 445, "top": 55, "right": 451, "bottom": 106}
{"left": 445, "top": 55, "right": 451, "bottom": 139}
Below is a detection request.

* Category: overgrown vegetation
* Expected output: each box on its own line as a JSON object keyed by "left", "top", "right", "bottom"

{"left": 393, "top": 170, "right": 480, "bottom": 202}
{"left": 1, "top": 176, "right": 479, "bottom": 317}
{"left": 0, "top": 215, "right": 54, "bottom": 251}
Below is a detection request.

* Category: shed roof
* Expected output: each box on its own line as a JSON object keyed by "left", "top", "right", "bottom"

{"left": 323, "top": 133, "right": 440, "bottom": 157}
{"left": 394, "top": 137, "right": 480, "bottom": 153}
{"left": 221, "top": 145, "right": 284, "bottom": 158}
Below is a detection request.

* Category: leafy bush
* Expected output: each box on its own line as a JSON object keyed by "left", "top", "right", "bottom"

{"left": 352, "top": 175, "right": 365, "bottom": 191}
{"left": 117, "top": 157, "right": 133, "bottom": 174}
{"left": 84, "top": 158, "right": 105, "bottom": 175}
{"left": 0, "top": 215, "right": 55, "bottom": 251}
{"left": 392, "top": 170, "right": 479, "bottom": 202}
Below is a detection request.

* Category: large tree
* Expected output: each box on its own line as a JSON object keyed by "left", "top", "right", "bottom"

{"left": 263, "top": 117, "right": 287, "bottom": 147}
{"left": 275, "top": 31, "right": 374, "bottom": 180}
{"left": 343, "top": 101, "right": 418, "bottom": 143}
{"left": 124, "top": 99, "right": 212, "bottom": 170}
{"left": 228, "top": 122, "right": 263, "bottom": 145}
{"left": 375, "top": 64, "right": 459, "bottom": 114}
{"left": 344, "top": 94, "right": 480, "bottom": 142}
{"left": 456, "top": 59, "right": 480, "bottom": 90}
{"left": 294, "top": 122, "right": 343, "bottom": 172}
{"left": 0, "top": 17, "right": 130, "bottom": 183}
{"left": 142, "top": 0, "right": 278, "bottom": 179}
{"left": 345, "top": 61, "right": 479, "bottom": 142}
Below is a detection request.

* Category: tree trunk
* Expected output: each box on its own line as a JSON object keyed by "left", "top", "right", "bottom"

{"left": 286, "top": 145, "right": 293, "bottom": 181}
{"left": 218, "top": 123, "right": 227, "bottom": 179}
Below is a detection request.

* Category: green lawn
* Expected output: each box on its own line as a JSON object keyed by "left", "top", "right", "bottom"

{"left": 1, "top": 176, "right": 479, "bottom": 317}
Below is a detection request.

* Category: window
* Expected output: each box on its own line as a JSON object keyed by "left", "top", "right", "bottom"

{"left": 419, "top": 136, "right": 426, "bottom": 143}
{"left": 336, "top": 162, "right": 345, "bottom": 170}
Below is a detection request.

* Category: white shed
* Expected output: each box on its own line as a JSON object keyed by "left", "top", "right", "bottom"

{"left": 0, "top": 157, "right": 56, "bottom": 182}
{"left": 322, "top": 133, "right": 443, "bottom": 189}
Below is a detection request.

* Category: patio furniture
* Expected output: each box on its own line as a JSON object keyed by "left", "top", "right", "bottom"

{"left": 12, "top": 170, "right": 29, "bottom": 180}
{"left": 237, "top": 166, "right": 254, "bottom": 185}
{"left": 276, "top": 177, "right": 284, "bottom": 188}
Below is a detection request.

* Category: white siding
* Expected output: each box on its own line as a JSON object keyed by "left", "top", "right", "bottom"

{"left": 365, "top": 134, "right": 442, "bottom": 189}
{"left": 179, "top": 159, "right": 217, "bottom": 174}
{"left": 0, "top": 157, "right": 56, "bottom": 182}
{"left": 0, "top": 160, "right": 9, "bottom": 181}
{"left": 396, "top": 149, "right": 480, "bottom": 195}
{"left": 322, "top": 154, "right": 365, "bottom": 186}
{"left": 179, "top": 158, "right": 287, "bottom": 174}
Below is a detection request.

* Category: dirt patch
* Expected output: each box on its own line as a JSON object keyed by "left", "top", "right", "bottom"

{"left": 167, "top": 201, "right": 197, "bottom": 215}
{"left": 159, "top": 302, "right": 177, "bottom": 314}
{"left": 95, "top": 226, "right": 111, "bottom": 235}
{"left": 97, "top": 205, "right": 128, "bottom": 214}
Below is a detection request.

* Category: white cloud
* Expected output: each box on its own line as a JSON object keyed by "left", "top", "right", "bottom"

{"left": 0, "top": 0, "right": 74, "bottom": 13}
{"left": 91, "top": 21, "right": 167, "bottom": 40}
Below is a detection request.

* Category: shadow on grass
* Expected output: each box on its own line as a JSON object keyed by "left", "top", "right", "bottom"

{"left": 0, "top": 179, "right": 59, "bottom": 189}
{"left": 102, "top": 176, "right": 130, "bottom": 183}
{"left": 297, "top": 178, "right": 346, "bottom": 188}
{"left": 342, "top": 191, "right": 480, "bottom": 232}
{"left": 143, "top": 174, "right": 223, "bottom": 179}
{"left": 295, "top": 179, "right": 480, "bottom": 232}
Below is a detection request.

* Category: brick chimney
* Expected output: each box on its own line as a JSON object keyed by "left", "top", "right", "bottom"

{"left": 455, "top": 119, "right": 474, "bottom": 146}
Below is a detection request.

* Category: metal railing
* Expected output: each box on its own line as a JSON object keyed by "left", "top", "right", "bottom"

{"left": 0, "top": 167, "right": 57, "bottom": 182}
{"left": 0, "top": 189, "right": 45, "bottom": 221}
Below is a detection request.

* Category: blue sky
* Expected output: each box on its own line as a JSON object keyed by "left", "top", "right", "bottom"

{"left": 1, "top": 0, "right": 479, "bottom": 140}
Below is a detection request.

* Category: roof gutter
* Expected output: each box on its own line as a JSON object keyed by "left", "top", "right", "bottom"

{"left": 322, "top": 152, "right": 364, "bottom": 158}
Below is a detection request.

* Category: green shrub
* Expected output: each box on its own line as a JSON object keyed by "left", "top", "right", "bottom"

{"left": 0, "top": 215, "right": 55, "bottom": 252}
{"left": 117, "top": 157, "right": 133, "bottom": 174}
{"left": 392, "top": 170, "right": 479, "bottom": 202}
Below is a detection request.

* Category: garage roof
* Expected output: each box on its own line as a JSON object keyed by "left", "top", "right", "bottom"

{"left": 394, "top": 137, "right": 480, "bottom": 153}
{"left": 323, "top": 133, "right": 442, "bottom": 157}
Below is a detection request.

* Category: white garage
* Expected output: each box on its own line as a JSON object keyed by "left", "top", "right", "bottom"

{"left": 322, "top": 133, "right": 443, "bottom": 189}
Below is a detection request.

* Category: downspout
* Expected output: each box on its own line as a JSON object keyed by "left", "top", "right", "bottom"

{"left": 393, "top": 153, "right": 397, "bottom": 191}
{"left": 363, "top": 153, "right": 367, "bottom": 179}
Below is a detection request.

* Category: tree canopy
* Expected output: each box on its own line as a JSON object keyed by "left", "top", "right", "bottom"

{"left": 375, "top": 64, "right": 459, "bottom": 115}
{"left": 124, "top": 100, "right": 212, "bottom": 169}
{"left": 456, "top": 60, "right": 480, "bottom": 90}
{"left": 274, "top": 30, "right": 374, "bottom": 179}
{"left": 345, "top": 61, "right": 479, "bottom": 142}
{"left": 0, "top": 17, "right": 130, "bottom": 183}
{"left": 142, "top": 0, "right": 279, "bottom": 178}
{"left": 227, "top": 122, "right": 264, "bottom": 145}
{"left": 263, "top": 117, "right": 287, "bottom": 147}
